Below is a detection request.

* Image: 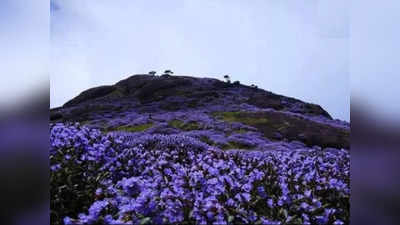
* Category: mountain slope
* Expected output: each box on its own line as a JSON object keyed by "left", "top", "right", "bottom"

{"left": 50, "top": 74, "right": 349, "bottom": 150}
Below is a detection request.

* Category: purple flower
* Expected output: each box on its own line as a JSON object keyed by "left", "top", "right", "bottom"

{"left": 208, "top": 167, "right": 220, "bottom": 176}
{"left": 242, "top": 183, "right": 252, "bottom": 192}
{"left": 120, "top": 177, "right": 143, "bottom": 195}
{"left": 88, "top": 200, "right": 108, "bottom": 217}
{"left": 214, "top": 213, "right": 227, "bottom": 225}
{"left": 63, "top": 217, "right": 73, "bottom": 225}
{"left": 257, "top": 186, "right": 267, "bottom": 198}
{"left": 333, "top": 220, "right": 344, "bottom": 225}
{"left": 248, "top": 211, "right": 257, "bottom": 222}
{"left": 315, "top": 215, "right": 329, "bottom": 225}
{"left": 226, "top": 198, "right": 236, "bottom": 207}
{"left": 261, "top": 217, "right": 281, "bottom": 225}
{"left": 50, "top": 163, "right": 61, "bottom": 171}
{"left": 325, "top": 208, "right": 336, "bottom": 216}
{"left": 95, "top": 188, "right": 103, "bottom": 196}
{"left": 206, "top": 211, "right": 215, "bottom": 220}
{"left": 302, "top": 213, "right": 310, "bottom": 223}
{"left": 207, "top": 178, "right": 218, "bottom": 185}
{"left": 241, "top": 193, "right": 251, "bottom": 202}
{"left": 312, "top": 198, "right": 322, "bottom": 208}
{"left": 50, "top": 123, "right": 349, "bottom": 224}
{"left": 164, "top": 168, "right": 173, "bottom": 176}
{"left": 267, "top": 199, "right": 274, "bottom": 208}
{"left": 300, "top": 202, "right": 309, "bottom": 210}
{"left": 104, "top": 215, "right": 125, "bottom": 225}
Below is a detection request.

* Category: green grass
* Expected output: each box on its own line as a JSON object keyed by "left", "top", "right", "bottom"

{"left": 111, "top": 123, "right": 153, "bottom": 132}
{"left": 217, "top": 110, "right": 349, "bottom": 149}
{"left": 79, "top": 120, "right": 90, "bottom": 126}
{"left": 168, "top": 119, "right": 185, "bottom": 129}
{"left": 199, "top": 136, "right": 215, "bottom": 145}
{"left": 212, "top": 111, "right": 269, "bottom": 125}
{"left": 277, "top": 121, "right": 291, "bottom": 131}
{"left": 106, "top": 89, "right": 125, "bottom": 98}
{"left": 197, "top": 134, "right": 254, "bottom": 150}
{"left": 234, "top": 128, "right": 248, "bottom": 134}
{"left": 168, "top": 119, "right": 202, "bottom": 131}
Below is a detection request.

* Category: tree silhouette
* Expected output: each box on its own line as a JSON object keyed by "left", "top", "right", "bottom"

{"left": 233, "top": 81, "right": 240, "bottom": 85}
{"left": 164, "top": 70, "right": 174, "bottom": 75}
{"left": 148, "top": 71, "right": 156, "bottom": 76}
{"left": 223, "top": 75, "right": 231, "bottom": 83}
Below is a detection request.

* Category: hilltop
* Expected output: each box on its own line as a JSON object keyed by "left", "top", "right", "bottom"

{"left": 50, "top": 74, "right": 349, "bottom": 150}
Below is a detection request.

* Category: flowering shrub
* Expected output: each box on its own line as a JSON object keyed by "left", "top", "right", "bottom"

{"left": 51, "top": 123, "right": 349, "bottom": 225}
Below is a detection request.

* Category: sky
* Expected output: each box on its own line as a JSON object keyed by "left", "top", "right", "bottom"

{"left": 0, "top": 0, "right": 48, "bottom": 110}
{"left": 49, "top": 0, "right": 350, "bottom": 121}
{"left": 350, "top": 0, "right": 400, "bottom": 122}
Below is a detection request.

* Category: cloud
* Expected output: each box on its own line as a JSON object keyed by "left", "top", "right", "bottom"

{"left": 51, "top": 0, "right": 349, "bottom": 121}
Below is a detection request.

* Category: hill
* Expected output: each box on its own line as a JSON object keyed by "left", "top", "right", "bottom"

{"left": 50, "top": 74, "right": 349, "bottom": 150}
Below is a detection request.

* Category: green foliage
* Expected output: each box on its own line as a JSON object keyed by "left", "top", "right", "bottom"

{"left": 168, "top": 120, "right": 201, "bottom": 131}
{"left": 233, "top": 128, "right": 248, "bottom": 134}
{"left": 199, "top": 135, "right": 215, "bottom": 145}
{"left": 168, "top": 119, "right": 185, "bottom": 128}
{"left": 214, "top": 110, "right": 349, "bottom": 149}
{"left": 111, "top": 123, "right": 153, "bottom": 132}
{"left": 221, "top": 141, "right": 254, "bottom": 150}
{"left": 140, "top": 217, "right": 152, "bottom": 225}
{"left": 106, "top": 89, "right": 125, "bottom": 98}
{"left": 213, "top": 111, "right": 269, "bottom": 125}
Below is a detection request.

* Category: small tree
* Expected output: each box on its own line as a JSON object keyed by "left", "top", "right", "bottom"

{"left": 251, "top": 84, "right": 258, "bottom": 89}
{"left": 164, "top": 70, "right": 174, "bottom": 75}
{"left": 233, "top": 80, "right": 240, "bottom": 85}
{"left": 223, "top": 75, "right": 231, "bottom": 83}
{"left": 148, "top": 71, "right": 156, "bottom": 76}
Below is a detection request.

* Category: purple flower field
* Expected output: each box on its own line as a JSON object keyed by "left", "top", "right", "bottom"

{"left": 50, "top": 75, "right": 350, "bottom": 225}
{"left": 50, "top": 122, "right": 349, "bottom": 225}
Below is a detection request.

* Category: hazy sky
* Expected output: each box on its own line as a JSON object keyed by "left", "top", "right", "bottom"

{"left": 50, "top": 0, "right": 349, "bottom": 121}
{"left": 0, "top": 0, "right": 48, "bottom": 109}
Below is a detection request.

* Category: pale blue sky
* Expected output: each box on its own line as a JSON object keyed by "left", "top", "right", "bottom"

{"left": 50, "top": 0, "right": 350, "bottom": 121}
{"left": 0, "top": 0, "right": 48, "bottom": 110}
{"left": 351, "top": 0, "right": 400, "bottom": 122}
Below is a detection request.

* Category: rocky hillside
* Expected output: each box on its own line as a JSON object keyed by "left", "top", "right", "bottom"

{"left": 50, "top": 74, "right": 349, "bottom": 150}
